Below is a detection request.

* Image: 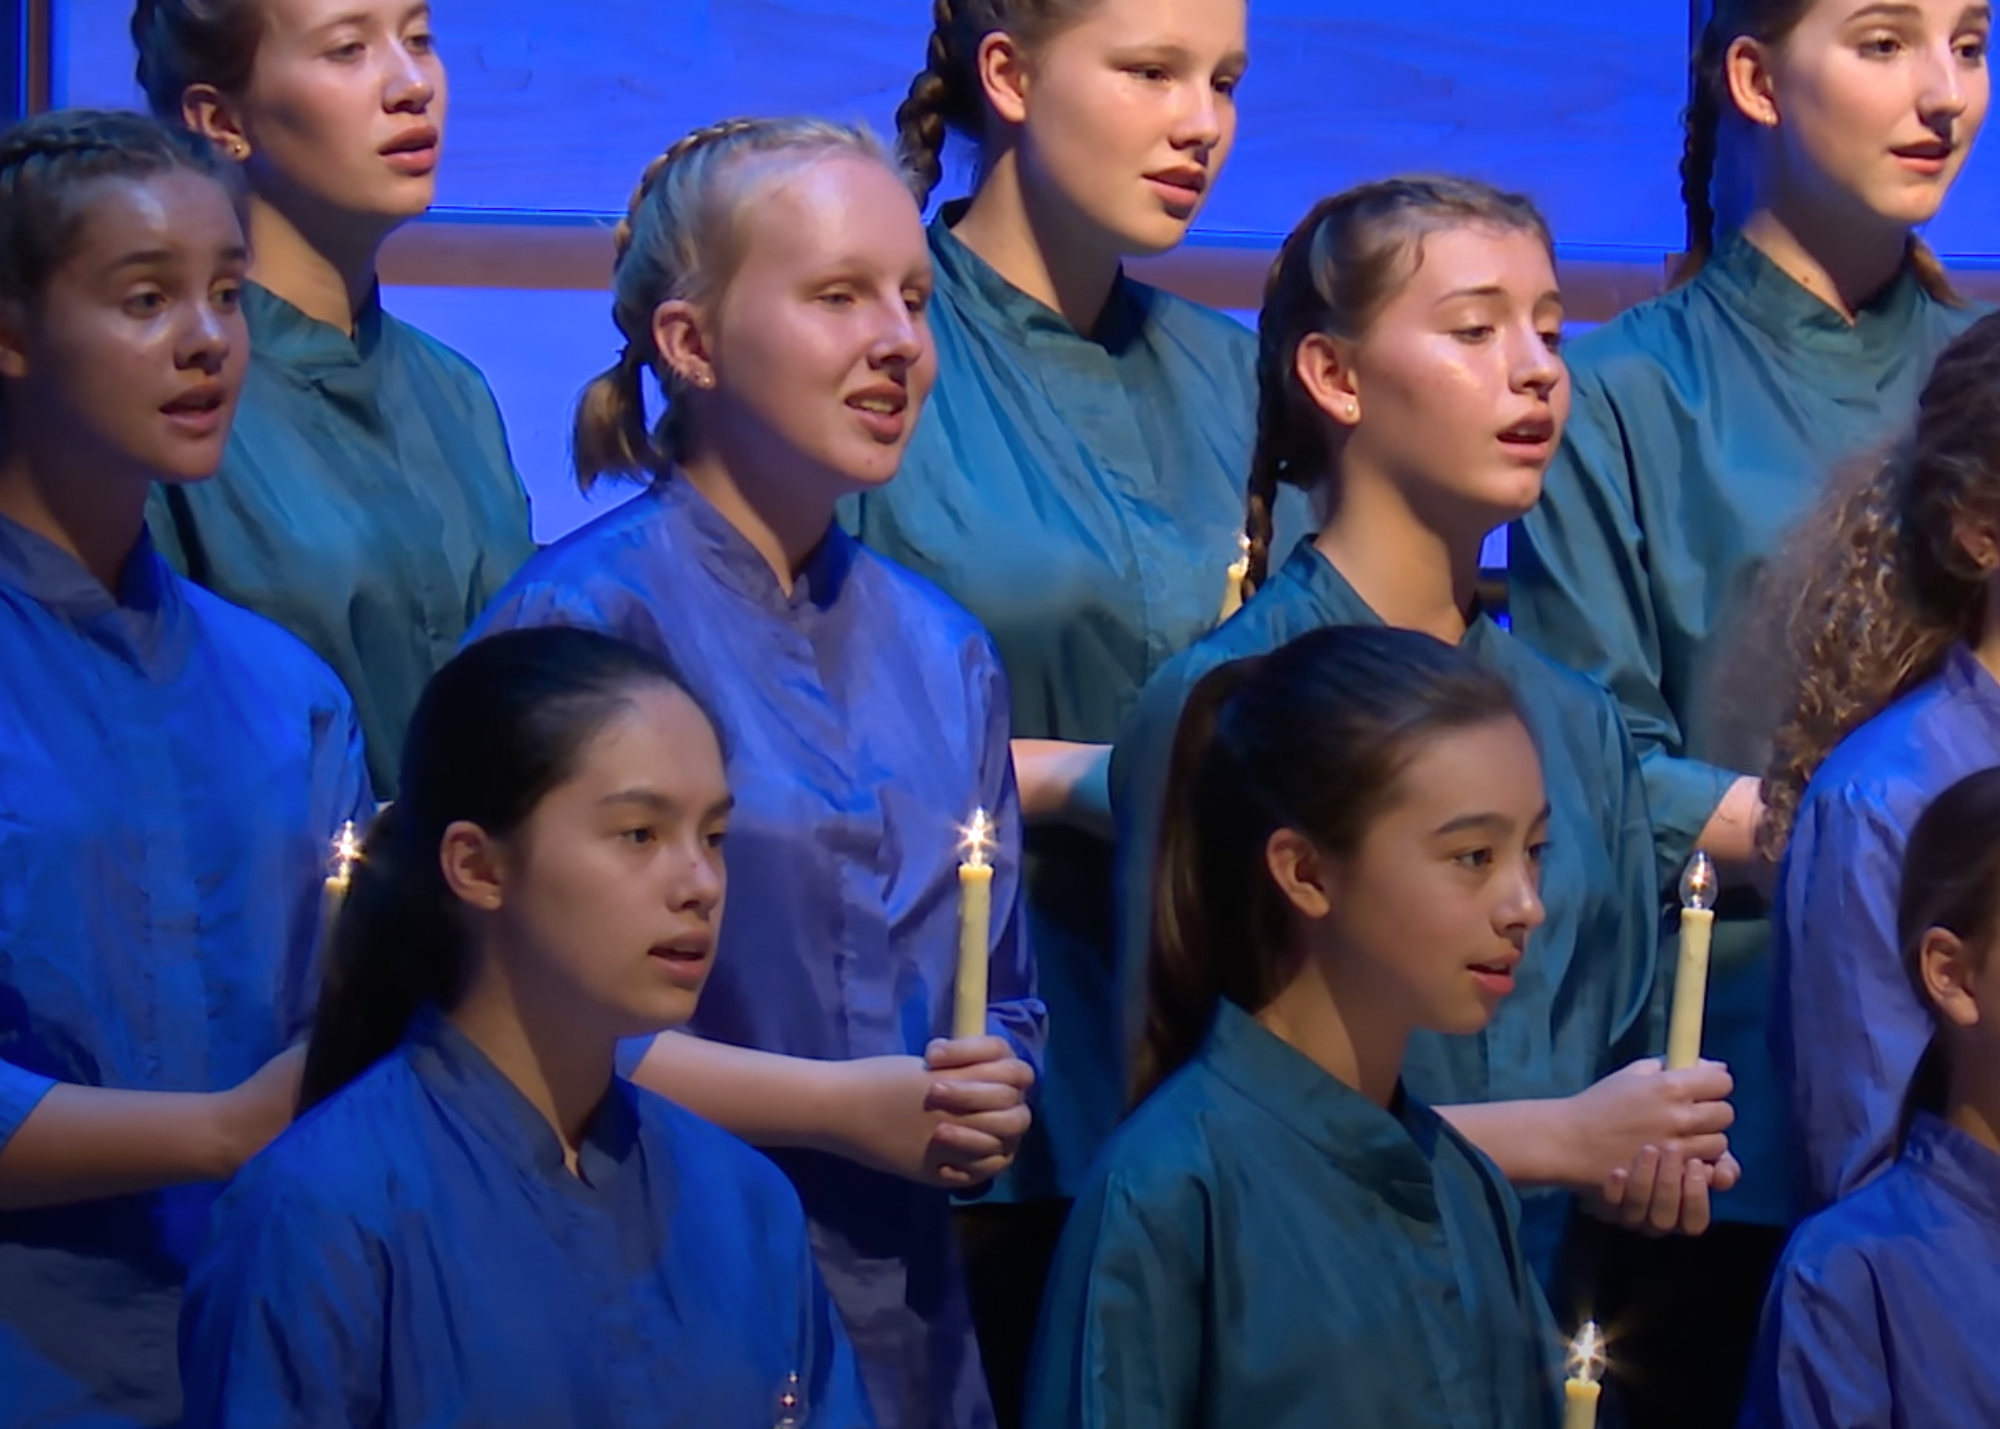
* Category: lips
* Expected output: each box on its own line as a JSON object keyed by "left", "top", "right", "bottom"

{"left": 1468, "top": 953, "right": 1520, "bottom": 999}
{"left": 647, "top": 936, "right": 713, "bottom": 992}
{"left": 1144, "top": 166, "right": 1207, "bottom": 197}
{"left": 161, "top": 386, "right": 224, "bottom": 417}
{"left": 381, "top": 126, "right": 439, "bottom": 158}
{"left": 1497, "top": 416, "right": 1556, "bottom": 449}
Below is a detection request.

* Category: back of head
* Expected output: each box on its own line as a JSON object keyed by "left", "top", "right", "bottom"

{"left": 571, "top": 116, "right": 913, "bottom": 492}
{"left": 1238, "top": 176, "right": 1552, "bottom": 600}
{"left": 1896, "top": 766, "right": 2000, "bottom": 1111}
{"left": 1759, "top": 310, "right": 2000, "bottom": 855}
{"left": 131, "top": 0, "right": 265, "bottom": 120}
{"left": 1135, "top": 623, "right": 1522, "bottom": 1101}
{"left": 300, "top": 626, "right": 698, "bottom": 1110}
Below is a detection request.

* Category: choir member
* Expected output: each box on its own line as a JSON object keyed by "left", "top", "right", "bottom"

{"left": 132, "top": 0, "right": 536, "bottom": 793}
{"left": 1030, "top": 627, "right": 1564, "bottom": 1429}
{"left": 471, "top": 118, "right": 1041, "bottom": 1429}
{"left": 0, "top": 109, "right": 369, "bottom": 1427}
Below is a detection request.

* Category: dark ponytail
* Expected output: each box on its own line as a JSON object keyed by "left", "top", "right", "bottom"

{"left": 300, "top": 626, "right": 702, "bottom": 1111}
{"left": 1134, "top": 625, "right": 1524, "bottom": 1102}
{"left": 131, "top": 0, "right": 265, "bottom": 119}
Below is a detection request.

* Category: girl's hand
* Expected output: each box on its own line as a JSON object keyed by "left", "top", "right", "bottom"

{"left": 1563, "top": 1058, "right": 1735, "bottom": 1189}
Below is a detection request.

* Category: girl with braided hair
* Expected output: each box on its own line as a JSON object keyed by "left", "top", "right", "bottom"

{"left": 473, "top": 118, "right": 1040, "bottom": 1429}
{"left": 0, "top": 108, "right": 369, "bottom": 1427}
{"left": 1507, "top": 0, "right": 1990, "bottom": 1421}
{"left": 1113, "top": 178, "right": 1732, "bottom": 1305}
{"left": 131, "top": 0, "right": 535, "bottom": 796}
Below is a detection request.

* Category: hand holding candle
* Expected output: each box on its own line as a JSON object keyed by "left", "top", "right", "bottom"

{"left": 320, "top": 820, "right": 361, "bottom": 951}
{"left": 1217, "top": 529, "right": 1251, "bottom": 624}
{"left": 1563, "top": 1321, "right": 1605, "bottom": 1429}
{"left": 954, "top": 808, "right": 995, "bottom": 1041}
{"left": 1667, "top": 851, "right": 1717, "bottom": 1070}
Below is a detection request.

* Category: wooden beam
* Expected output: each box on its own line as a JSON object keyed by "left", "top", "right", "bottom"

{"left": 23, "top": 0, "right": 46, "bottom": 115}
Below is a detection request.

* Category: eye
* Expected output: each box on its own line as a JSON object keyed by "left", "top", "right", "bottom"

{"left": 212, "top": 281, "right": 243, "bottom": 312}
{"left": 817, "top": 289, "right": 857, "bottom": 309}
{"left": 1527, "top": 838, "right": 1553, "bottom": 867}
{"left": 1214, "top": 75, "right": 1241, "bottom": 98}
{"left": 621, "top": 826, "right": 658, "bottom": 848}
{"left": 903, "top": 288, "right": 930, "bottom": 316}
{"left": 704, "top": 827, "right": 729, "bottom": 851}
{"left": 1451, "top": 325, "right": 1496, "bottom": 345}
{"left": 1539, "top": 327, "right": 1565, "bottom": 353}
{"left": 1127, "top": 64, "right": 1173, "bottom": 83}
{"left": 123, "top": 290, "right": 168, "bottom": 317}
{"left": 1451, "top": 847, "right": 1495, "bottom": 871}
{"left": 1957, "top": 34, "right": 1989, "bottom": 63}
{"left": 1858, "top": 32, "right": 1904, "bottom": 58}
{"left": 406, "top": 29, "right": 436, "bottom": 55}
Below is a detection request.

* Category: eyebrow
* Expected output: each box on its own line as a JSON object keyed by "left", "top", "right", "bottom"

{"left": 1435, "top": 284, "right": 1564, "bottom": 306}
{"left": 311, "top": 2, "right": 428, "bottom": 35}
{"left": 1431, "top": 803, "right": 1553, "bottom": 838}
{"left": 599, "top": 789, "right": 736, "bottom": 819}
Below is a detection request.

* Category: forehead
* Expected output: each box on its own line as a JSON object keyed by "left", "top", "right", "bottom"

{"left": 60, "top": 170, "right": 244, "bottom": 262}
{"left": 730, "top": 155, "right": 927, "bottom": 276}
{"left": 562, "top": 686, "right": 727, "bottom": 794}
{"left": 1055, "top": 0, "right": 1249, "bottom": 53}
{"left": 1384, "top": 223, "right": 1559, "bottom": 307}
{"left": 258, "top": 0, "right": 427, "bottom": 33}
{"left": 1374, "top": 720, "right": 1545, "bottom": 825}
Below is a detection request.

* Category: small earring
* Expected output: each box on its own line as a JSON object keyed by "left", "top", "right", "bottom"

{"left": 1344, "top": 401, "right": 1358, "bottom": 419}
{"left": 232, "top": 142, "right": 249, "bottom": 159}
{"left": 694, "top": 372, "right": 714, "bottom": 389}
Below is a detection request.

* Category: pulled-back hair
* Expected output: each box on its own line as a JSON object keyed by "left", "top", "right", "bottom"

{"left": 1136, "top": 625, "right": 1524, "bottom": 1101}
{"left": 1758, "top": 312, "right": 2000, "bottom": 856}
{"left": 895, "top": 0, "right": 1103, "bottom": 206}
{"left": 572, "top": 117, "right": 913, "bottom": 492}
{"left": 1895, "top": 767, "right": 2000, "bottom": 1114}
{"left": 1239, "top": 176, "right": 1553, "bottom": 605}
{"left": 130, "top": 0, "right": 266, "bottom": 119}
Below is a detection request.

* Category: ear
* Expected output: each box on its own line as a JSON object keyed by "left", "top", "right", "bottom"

{"left": 1918, "top": 926, "right": 1984, "bottom": 1030}
{"left": 1264, "top": 827, "right": 1334, "bottom": 921}
{"left": 1723, "top": 36, "right": 1781, "bottom": 129}
{"left": 1294, "top": 331, "right": 1361, "bottom": 430}
{"left": 181, "top": 84, "right": 252, "bottom": 162}
{"left": 1955, "top": 516, "right": 2000, "bottom": 575}
{"left": 975, "top": 31, "right": 1034, "bottom": 128}
{"left": 0, "top": 299, "right": 29, "bottom": 382}
{"left": 651, "top": 299, "right": 716, "bottom": 391}
{"left": 439, "top": 819, "right": 507, "bottom": 913}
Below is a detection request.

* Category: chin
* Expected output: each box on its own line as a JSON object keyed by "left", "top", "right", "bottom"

{"left": 1116, "top": 210, "right": 1199, "bottom": 259}
{"left": 622, "top": 986, "right": 703, "bottom": 1037}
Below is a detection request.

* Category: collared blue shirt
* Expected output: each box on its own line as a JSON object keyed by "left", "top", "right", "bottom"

{"left": 1740, "top": 1112, "right": 2000, "bottom": 1429}
{"left": 1509, "top": 235, "right": 1984, "bottom": 1226}
{"left": 1112, "top": 538, "right": 1658, "bottom": 1284}
{"left": 148, "top": 281, "right": 537, "bottom": 795}
{"left": 1774, "top": 645, "right": 2000, "bottom": 1210}
{"left": 1025, "top": 1000, "right": 1561, "bottom": 1429}
{"left": 472, "top": 476, "right": 1041, "bottom": 1429}
{"left": 0, "top": 514, "right": 370, "bottom": 1428}
{"left": 180, "top": 1011, "right": 873, "bottom": 1428}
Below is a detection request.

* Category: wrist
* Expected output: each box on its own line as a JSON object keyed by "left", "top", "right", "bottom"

{"left": 795, "top": 1058, "right": 855, "bottom": 1159}
{"left": 198, "top": 1087, "right": 250, "bottom": 1180}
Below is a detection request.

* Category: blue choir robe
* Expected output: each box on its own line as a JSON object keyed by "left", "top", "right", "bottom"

{"left": 843, "top": 208, "right": 1303, "bottom": 1199}
{"left": 1111, "top": 537, "right": 1658, "bottom": 1283}
{"left": 1740, "top": 1112, "right": 2000, "bottom": 1429}
{"left": 179, "top": 1010, "right": 875, "bottom": 1429}
{"left": 471, "top": 474, "right": 1044, "bottom": 1429}
{"left": 1024, "top": 1000, "right": 1562, "bottom": 1429}
{"left": 0, "top": 514, "right": 371, "bottom": 1428}
{"left": 1509, "top": 234, "right": 1983, "bottom": 1226}
{"left": 148, "top": 280, "right": 537, "bottom": 795}
{"left": 1774, "top": 645, "right": 2000, "bottom": 1210}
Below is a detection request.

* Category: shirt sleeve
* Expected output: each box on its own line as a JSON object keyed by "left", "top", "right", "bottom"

{"left": 1774, "top": 787, "right": 1926, "bottom": 1209}
{"left": 1739, "top": 1242, "right": 1893, "bottom": 1429}
{"left": 1600, "top": 695, "right": 1668, "bottom": 1066}
{"left": 971, "top": 636, "right": 1045, "bottom": 1072}
{"left": 0, "top": 1062, "right": 56, "bottom": 1156}
{"left": 1509, "top": 372, "right": 1740, "bottom": 888}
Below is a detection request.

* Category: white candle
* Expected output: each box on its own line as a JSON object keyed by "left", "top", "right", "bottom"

{"left": 1218, "top": 529, "right": 1251, "bottom": 624}
{"left": 1666, "top": 851, "right": 1718, "bottom": 1070}
{"left": 1563, "top": 1321, "right": 1605, "bottom": 1429}
{"left": 320, "top": 820, "right": 361, "bottom": 951}
{"left": 954, "top": 809, "right": 995, "bottom": 1041}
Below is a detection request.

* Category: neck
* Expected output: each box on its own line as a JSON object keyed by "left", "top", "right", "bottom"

{"left": 1737, "top": 199, "right": 1910, "bottom": 322}
{"left": 447, "top": 954, "right": 616, "bottom": 1174}
{"left": 246, "top": 192, "right": 385, "bottom": 334}
{"left": 678, "top": 441, "right": 836, "bottom": 596}
{"left": 1255, "top": 949, "right": 1408, "bottom": 1108}
{"left": 1971, "top": 580, "right": 2000, "bottom": 685}
{"left": 0, "top": 433, "right": 148, "bottom": 592}
{"left": 1945, "top": 1054, "right": 2000, "bottom": 1159}
{"left": 1313, "top": 466, "right": 1483, "bottom": 644}
{"left": 951, "top": 153, "right": 1123, "bottom": 333}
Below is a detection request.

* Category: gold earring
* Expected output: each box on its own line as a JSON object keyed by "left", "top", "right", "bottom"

{"left": 232, "top": 142, "right": 249, "bottom": 159}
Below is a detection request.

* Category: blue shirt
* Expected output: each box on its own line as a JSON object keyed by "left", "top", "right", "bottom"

{"left": 1774, "top": 645, "right": 2000, "bottom": 1210}
{"left": 0, "top": 515, "right": 370, "bottom": 1428}
{"left": 1113, "top": 538, "right": 1658, "bottom": 1283}
{"left": 1025, "top": 1000, "right": 1561, "bottom": 1429}
{"left": 845, "top": 211, "right": 1299, "bottom": 1199}
{"left": 179, "top": 1011, "right": 873, "bottom": 1429}
{"left": 148, "top": 281, "right": 537, "bottom": 795}
{"left": 1740, "top": 1112, "right": 2000, "bottom": 1429}
{"left": 472, "top": 476, "right": 1043, "bottom": 1429}
{"left": 1509, "top": 235, "right": 1983, "bottom": 1226}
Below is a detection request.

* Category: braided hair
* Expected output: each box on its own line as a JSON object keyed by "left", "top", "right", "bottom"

{"left": 131, "top": 0, "right": 265, "bottom": 119}
{"left": 571, "top": 117, "right": 911, "bottom": 491}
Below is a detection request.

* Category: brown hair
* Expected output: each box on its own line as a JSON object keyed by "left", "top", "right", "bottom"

{"left": 130, "top": 0, "right": 265, "bottom": 118}
{"left": 1675, "top": 0, "right": 1958, "bottom": 301}
{"left": 1136, "top": 624, "right": 1524, "bottom": 1102}
{"left": 1759, "top": 311, "right": 2000, "bottom": 856}
{"left": 895, "top": 0, "right": 1103, "bottom": 206}
{"left": 1895, "top": 766, "right": 2000, "bottom": 1115}
{"left": 1239, "top": 176, "right": 1553, "bottom": 604}
{"left": 572, "top": 117, "right": 914, "bottom": 491}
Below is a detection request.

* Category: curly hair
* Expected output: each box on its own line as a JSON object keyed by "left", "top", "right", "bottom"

{"left": 1758, "top": 311, "right": 2000, "bottom": 856}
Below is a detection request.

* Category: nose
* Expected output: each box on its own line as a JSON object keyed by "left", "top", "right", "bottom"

{"left": 1171, "top": 81, "right": 1225, "bottom": 154}
{"left": 383, "top": 41, "right": 437, "bottom": 113}
{"left": 1917, "top": 40, "right": 1971, "bottom": 129}
{"left": 178, "top": 297, "right": 233, "bottom": 376}
{"left": 669, "top": 842, "right": 725, "bottom": 919}
{"left": 1494, "top": 857, "right": 1547, "bottom": 943}
{"left": 1510, "top": 322, "right": 1564, "bottom": 400}
{"left": 869, "top": 296, "right": 927, "bottom": 370}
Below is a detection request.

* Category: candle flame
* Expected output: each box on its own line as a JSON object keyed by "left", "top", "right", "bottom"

{"left": 329, "top": 821, "right": 362, "bottom": 883}
{"left": 1679, "top": 850, "right": 1718, "bottom": 912}
{"left": 1567, "top": 1321, "right": 1607, "bottom": 1386}
{"left": 961, "top": 808, "right": 995, "bottom": 871}
{"left": 1236, "top": 528, "right": 1251, "bottom": 560}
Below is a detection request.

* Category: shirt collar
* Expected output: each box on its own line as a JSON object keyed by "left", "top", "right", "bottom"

{"left": 653, "top": 473, "right": 855, "bottom": 618}
{"left": 244, "top": 279, "right": 387, "bottom": 372}
{"left": 1272, "top": 536, "right": 1504, "bottom": 652}
{"left": 929, "top": 205, "right": 1142, "bottom": 348}
{"left": 1700, "top": 230, "right": 1937, "bottom": 360}
{"left": 0, "top": 512, "right": 187, "bottom": 670}
{"left": 1906, "top": 1111, "right": 2000, "bottom": 1227}
{"left": 1939, "top": 642, "right": 2000, "bottom": 730}
{"left": 1200, "top": 999, "right": 1447, "bottom": 1221}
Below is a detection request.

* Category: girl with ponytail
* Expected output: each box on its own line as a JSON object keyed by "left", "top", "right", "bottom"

{"left": 0, "top": 109, "right": 369, "bottom": 1426}
{"left": 1032, "top": 626, "right": 1563, "bottom": 1428}
{"left": 179, "top": 627, "right": 871, "bottom": 1428}
{"left": 1753, "top": 312, "right": 2000, "bottom": 1211}
{"left": 1115, "top": 177, "right": 1733, "bottom": 1307}
{"left": 1509, "top": 3, "right": 1989, "bottom": 1416}
{"left": 473, "top": 119, "right": 1040, "bottom": 1429}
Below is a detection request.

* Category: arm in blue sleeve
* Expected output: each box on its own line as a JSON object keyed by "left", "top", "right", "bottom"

{"left": 1739, "top": 1245, "right": 1892, "bottom": 1429}
{"left": 1775, "top": 790, "right": 1925, "bottom": 1209}
{"left": 0, "top": 1062, "right": 56, "bottom": 1155}
{"left": 1510, "top": 374, "right": 1739, "bottom": 887}
{"left": 974, "top": 639, "right": 1045, "bottom": 1071}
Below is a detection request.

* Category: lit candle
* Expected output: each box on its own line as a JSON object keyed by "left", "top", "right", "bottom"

{"left": 1217, "top": 529, "right": 1251, "bottom": 624}
{"left": 320, "top": 820, "right": 361, "bottom": 951}
{"left": 954, "top": 808, "right": 995, "bottom": 1041}
{"left": 1666, "top": 851, "right": 1718, "bottom": 1070}
{"left": 1564, "top": 1321, "right": 1606, "bottom": 1429}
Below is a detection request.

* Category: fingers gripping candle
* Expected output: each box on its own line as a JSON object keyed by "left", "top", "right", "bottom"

{"left": 320, "top": 820, "right": 361, "bottom": 953}
{"left": 1217, "top": 529, "right": 1251, "bottom": 625}
{"left": 1667, "top": 851, "right": 1718, "bottom": 1070}
{"left": 954, "top": 809, "right": 995, "bottom": 1041}
{"left": 1564, "top": 1321, "right": 1605, "bottom": 1429}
